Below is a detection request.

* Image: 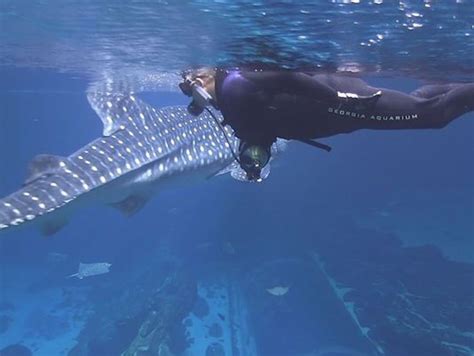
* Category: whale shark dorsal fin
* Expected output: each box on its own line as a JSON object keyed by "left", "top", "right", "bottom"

{"left": 87, "top": 92, "right": 148, "bottom": 137}
{"left": 87, "top": 93, "right": 127, "bottom": 136}
{"left": 24, "top": 154, "right": 68, "bottom": 185}
{"left": 109, "top": 194, "right": 149, "bottom": 217}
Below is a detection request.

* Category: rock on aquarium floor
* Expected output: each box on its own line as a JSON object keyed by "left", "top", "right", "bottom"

{"left": 0, "top": 265, "right": 90, "bottom": 356}
{"left": 183, "top": 277, "right": 257, "bottom": 356}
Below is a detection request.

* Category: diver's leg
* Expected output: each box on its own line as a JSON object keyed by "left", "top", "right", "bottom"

{"left": 440, "top": 83, "right": 474, "bottom": 124}
{"left": 410, "top": 83, "right": 465, "bottom": 98}
{"left": 363, "top": 83, "right": 474, "bottom": 129}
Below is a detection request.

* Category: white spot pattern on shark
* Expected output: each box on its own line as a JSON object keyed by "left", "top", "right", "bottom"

{"left": 0, "top": 93, "right": 286, "bottom": 235}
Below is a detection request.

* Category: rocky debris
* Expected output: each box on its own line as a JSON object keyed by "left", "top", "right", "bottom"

{"left": 313, "top": 227, "right": 474, "bottom": 356}
{"left": 69, "top": 257, "right": 196, "bottom": 356}
{"left": 121, "top": 270, "right": 197, "bottom": 356}
{"left": 208, "top": 323, "right": 223, "bottom": 338}
{"left": 205, "top": 342, "right": 225, "bottom": 356}
{"left": 192, "top": 296, "right": 210, "bottom": 319}
{"left": 23, "top": 309, "right": 70, "bottom": 340}
{"left": 241, "top": 257, "right": 373, "bottom": 355}
{"left": 0, "top": 344, "right": 32, "bottom": 356}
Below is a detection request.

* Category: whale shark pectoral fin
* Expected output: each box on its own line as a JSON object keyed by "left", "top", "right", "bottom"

{"left": 109, "top": 194, "right": 149, "bottom": 217}
{"left": 260, "top": 164, "right": 271, "bottom": 180}
{"left": 40, "top": 216, "right": 69, "bottom": 236}
{"left": 207, "top": 161, "right": 240, "bottom": 180}
{"left": 24, "top": 154, "right": 68, "bottom": 185}
{"left": 229, "top": 163, "right": 272, "bottom": 182}
{"left": 211, "top": 161, "right": 273, "bottom": 182}
{"left": 230, "top": 167, "right": 248, "bottom": 182}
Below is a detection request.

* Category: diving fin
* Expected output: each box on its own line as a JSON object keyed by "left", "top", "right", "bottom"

{"left": 297, "top": 139, "right": 332, "bottom": 152}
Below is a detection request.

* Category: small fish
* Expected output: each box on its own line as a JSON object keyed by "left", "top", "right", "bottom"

{"left": 266, "top": 286, "right": 290, "bottom": 296}
{"left": 196, "top": 241, "right": 213, "bottom": 250}
{"left": 47, "top": 252, "right": 68, "bottom": 263}
{"left": 217, "top": 313, "right": 225, "bottom": 321}
{"left": 222, "top": 241, "right": 236, "bottom": 255}
{"left": 68, "top": 262, "right": 112, "bottom": 279}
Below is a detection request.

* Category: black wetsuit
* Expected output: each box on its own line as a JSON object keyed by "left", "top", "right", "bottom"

{"left": 214, "top": 70, "right": 474, "bottom": 148}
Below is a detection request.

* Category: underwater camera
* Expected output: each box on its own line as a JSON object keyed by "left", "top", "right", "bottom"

{"left": 179, "top": 77, "right": 215, "bottom": 116}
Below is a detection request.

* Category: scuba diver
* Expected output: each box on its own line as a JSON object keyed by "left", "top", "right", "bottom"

{"left": 179, "top": 68, "right": 474, "bottom": 181}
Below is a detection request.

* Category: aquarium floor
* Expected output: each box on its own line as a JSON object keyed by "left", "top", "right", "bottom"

{"left": 0, "top": 264, "right": 90, "bottom": 355}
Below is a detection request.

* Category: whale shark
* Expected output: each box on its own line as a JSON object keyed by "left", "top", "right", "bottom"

{"left": 0, "top": 92, "right": 286, "bottom": 235}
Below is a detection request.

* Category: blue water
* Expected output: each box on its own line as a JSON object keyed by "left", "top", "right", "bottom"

{"left": 0, "top": 1, "right": 473, "bottom": 356}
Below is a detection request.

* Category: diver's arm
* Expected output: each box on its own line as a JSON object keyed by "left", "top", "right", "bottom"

{"left": 242, "top": 71, "right": 338, "bottom": 100}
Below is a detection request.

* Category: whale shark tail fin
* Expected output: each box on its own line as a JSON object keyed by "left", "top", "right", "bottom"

{"left": 0, "top": 155, "right": 77, "bottom": 235}
{"left": 0, "top": 154, "right": 79, "bottom": 235}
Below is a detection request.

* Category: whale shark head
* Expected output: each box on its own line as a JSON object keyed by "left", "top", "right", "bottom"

{"left": 87, "top": 91, "right": 286, "bottom": 185}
